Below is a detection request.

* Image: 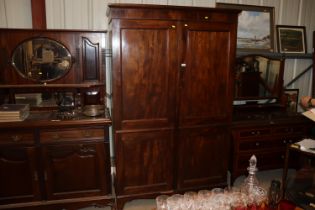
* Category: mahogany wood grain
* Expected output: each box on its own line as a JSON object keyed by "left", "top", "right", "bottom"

{"left": 108, "top": 4, "right": 240, "bottom": 206}
{"left": 31, "top": 0, "right": 46, "bottom": 29}
{"left": 313, "top": 31, "right": 315, "bottom": 97}
{"left": 0, "top": 29, "right": 113, "bottom": 209}
{"left": 0, "top": 29, "right": 105, "bottom": 86}
{"left": 231, "top": 115, "right": 311, "bottom": 181}
{"left": 0, "top": 147, "right": 40, "bottom": 204}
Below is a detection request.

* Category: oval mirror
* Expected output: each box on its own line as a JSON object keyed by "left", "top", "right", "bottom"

{"left": 11, "top": 37, "right": 72, "bottom": 82}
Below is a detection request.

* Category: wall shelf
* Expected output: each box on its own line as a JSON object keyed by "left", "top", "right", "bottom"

{"left": 237, "top": 51, "right": 312, "bottom": 59}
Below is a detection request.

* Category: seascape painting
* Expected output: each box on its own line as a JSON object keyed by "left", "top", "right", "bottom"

{"left": 237, "top": 11, "right": 271, "bottom": 50}
{"left": 216, "top": 3, "right": 275, "bottom": 52}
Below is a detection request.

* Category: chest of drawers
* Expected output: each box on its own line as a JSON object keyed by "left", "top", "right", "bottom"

{"left": 232, "top": 114, "right": 311, "bottom": 181}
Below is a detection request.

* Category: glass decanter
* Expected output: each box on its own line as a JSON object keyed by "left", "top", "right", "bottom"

{"left": 241, "top": 155, "right": 259, "bottom": 194}
{"left": 241, "top": 155, "right": 268, "bottom": 208}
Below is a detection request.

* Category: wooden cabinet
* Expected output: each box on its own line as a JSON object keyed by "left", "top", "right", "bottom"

{"left": 0, "top": 123, "right": 112, "bottom": 209}
{"left": 108, "top": 4, "right": 240, "bottom": 202}
{"left": 231, "top": 114, "right": 311, "bottom": 181}
{"left": 0, "top": 29, "right": 113, "bottom": 209}
{"left": 40, "top": 127, "right": 110, "bottom": 200}
{"left": 0, "top": 129, "right": 40, "bottom": 205}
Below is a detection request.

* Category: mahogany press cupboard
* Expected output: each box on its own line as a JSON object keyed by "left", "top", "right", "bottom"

{"left": 107, "top": 4, "right": 240, "bottom": 207}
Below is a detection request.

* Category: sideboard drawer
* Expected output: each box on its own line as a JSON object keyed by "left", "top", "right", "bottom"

{"left": 273, "top": 126, "right": 307, "bottom": 135}
{"left": 0, "top": 131, "right": 34, "bottom": 145}
{"left": 40, "top": 127, "right": 105, "bottom": 143}
{"left": 239, "top": 139, "right": 275, "bottom": 151}
{"left": 237, "top": 128, "right": 271, "bottom": 138}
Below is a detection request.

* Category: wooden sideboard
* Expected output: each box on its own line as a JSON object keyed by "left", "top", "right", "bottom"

{"left": 0, "top": 29, "right": 114, "bottom": 210}
{"left": 0, "top": 113, "right": 114, "bottom": 210}
{"left": 231, "top": 112, "right": 312, "bottom": 181}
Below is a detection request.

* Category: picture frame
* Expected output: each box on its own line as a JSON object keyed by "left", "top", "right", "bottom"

{"left": 216, "top": 3, "right": 275, "bottom": 52}
{"left": 276, "top": 25, "right": 307, "bottom": 54}
{"left": 284, "top": 89, "right": 299, "bottom": 113}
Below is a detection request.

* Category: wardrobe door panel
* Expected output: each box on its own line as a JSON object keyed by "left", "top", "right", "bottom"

{"left": 115, "top": 129, "right": 174, "bottom": 195}
{"left": 177, "top": 125, "right": 230, "bottom": 189}
{"left": 112, "top": 20, "right": 178, "bottom": 130}
{"left": 179, "top": 22, "right": 237, "bottom": 126}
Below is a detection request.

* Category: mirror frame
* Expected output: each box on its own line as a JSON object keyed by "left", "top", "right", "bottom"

{"left": 11, "top": 37, "right": 73, "bottom": 83}
{"left": 234, "top": 54, "right": 285, "bottom": 106}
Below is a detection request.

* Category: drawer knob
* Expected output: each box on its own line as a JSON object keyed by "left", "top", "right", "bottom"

{"left": 11, "top": 135, "right": 21, "bottom": 142}
{"left": 52, "top": 134, "right": 60, "bottom": 140}
{"left": 283, "top": 140, "right": 287, "bottom": 144}
{"left": 83, "top": 130, "right": 92, "bottom": 137}
{"left": 255, "top": 142, "right": 260, "bottom": 146}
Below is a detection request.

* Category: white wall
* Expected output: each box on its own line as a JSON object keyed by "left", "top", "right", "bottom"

{"left": 0, "top": 0, "right": 314, "bottom": 101}
{"left": 0, "top": 0, "right": 32, "bottom": 28}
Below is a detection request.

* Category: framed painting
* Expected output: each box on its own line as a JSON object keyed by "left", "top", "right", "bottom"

{"left": 284, "top": 89, "right": 299, "bottom": 113}
{"left": 276, "top": 25, "right": 307, "bottom": 54}
{"left": 216, "top": 3, "right": 275, "bottom": 52}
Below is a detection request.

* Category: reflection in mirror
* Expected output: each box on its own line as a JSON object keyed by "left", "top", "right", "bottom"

{"left": 15, "top": 92, "right": 74, "bottom": 108}
{"left": 235, "top": 55, "right": 283, "bottom": 102}
{"left": 11, "top": 38, "right": 72, "bottom": 82}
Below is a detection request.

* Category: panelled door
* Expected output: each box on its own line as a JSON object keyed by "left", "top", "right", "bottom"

{"left": 177, "top": 21, "right": 237, "bottom": 189}
{"left": 112, "top": 19, "right": 178, "bottom": 195}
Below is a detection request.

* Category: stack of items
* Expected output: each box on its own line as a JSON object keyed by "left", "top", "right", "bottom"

{"left": 0, "top": 104, "right": 30, "bottom": 122}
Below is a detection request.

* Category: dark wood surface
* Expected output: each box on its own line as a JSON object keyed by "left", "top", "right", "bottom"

{"left": 313, "top": 31, "right": 315, "bottom": 97}
{"left": 108, "top": 4, "right": 239, "bottom": 208}
{"left": 0, "top": 117, "right": 113, "bottom": 209}
{"left": 0, "top": 29, "right": 105, "bottom": 86}
{"left": 0, "top": 29, "right": 114, "bottom": 210}
{"left": 231, "top": 112, "right": 312, "bottom": 181}
{"left": 31, "top": 0, "right": 46, "bottom": 29}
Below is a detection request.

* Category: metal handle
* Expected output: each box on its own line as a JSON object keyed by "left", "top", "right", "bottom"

{"left": 52, "top": 133, "right": 60, "bottom": 140}
{"left": 34, "top": 171, "right": 38, "bottom": 181}
{"left": 255, "top": 142, "right": 260, "bottom": 146}
{"left": 180, "top": 63, "right": 186, "bottom": 68}
{"left": 11, "top": 135, "right": 22, "bottom": 142}
{"left": 83, "top": 130, "right": 92, "bottom": 137}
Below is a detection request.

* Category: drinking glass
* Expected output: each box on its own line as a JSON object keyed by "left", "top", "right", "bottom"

{"left": 156, "top": 195, "right": 169, "bottom": 210}
{"left": 181, "top": 191, "right": 197, "bottom": 210}
{"left": 166, "top": 194, "right": 183, "bottom": 210}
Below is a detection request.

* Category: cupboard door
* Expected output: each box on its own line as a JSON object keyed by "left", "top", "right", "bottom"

{"left": 115, "top": 130, "right": 174, "bottom": 195}
{"left": 178, "top": 22, "right": 237, "bottom": 126}
{"left": 42, "top": 142, "right": 110, "bottom": 200}
{"left": 177, "top": 126, "right": 230, "bottom": 189}
{"left": 0, "top": 147, "right": 40, "bottom": 204}
{"left": 112, "top": 19, "right": 178, "bottom": 130}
